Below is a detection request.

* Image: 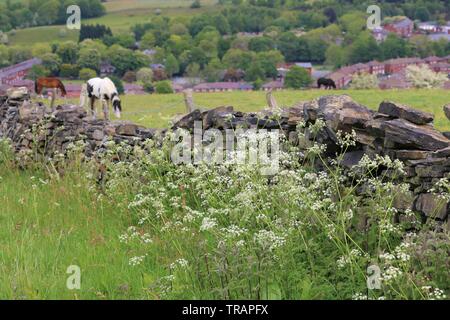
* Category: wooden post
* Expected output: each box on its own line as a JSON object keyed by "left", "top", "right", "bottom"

{"left": 50, "top": 88, "right": 56, "bottom": 112}
{"left": 183, "top": 89, "right": 195, "bottom": 113}
{"left": 266, "top": 88, "right": 279, "bottom": 110}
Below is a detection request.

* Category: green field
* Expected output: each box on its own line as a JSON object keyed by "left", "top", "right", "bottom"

{"left": 54, "top": 89, "right": 450, "bottom": 131}
{"left": 7, "top": 0, "right": 219, "bottom": 45}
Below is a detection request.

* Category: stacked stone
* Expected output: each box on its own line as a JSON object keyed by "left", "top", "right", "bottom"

{"left": 172, "top": 95, "right": 450, "bottom": 228}
{"left": 0, "top": 88, "right": 158, "bottom": 158}
{"left": 1, "top": 88, "right": 449, "bottom": 229}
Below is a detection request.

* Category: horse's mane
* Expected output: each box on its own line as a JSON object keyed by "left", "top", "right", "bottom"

{"left": 57, "top": 79, "right": 67, "bottom": 96}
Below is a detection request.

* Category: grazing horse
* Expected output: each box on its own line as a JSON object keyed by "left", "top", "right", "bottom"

{"left": 80, "top": 77, "right": 122, "bottom": 120}
{"left": 35, "top": 77, "right": 67, "bottom": 97}
{"left": 317, "top": 78, "right": 337, "bottom": 90}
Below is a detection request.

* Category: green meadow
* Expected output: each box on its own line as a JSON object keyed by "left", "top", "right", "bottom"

{"left": 54, "top": 89, "right": 450, "bottom": 131}
{"left": 7, "top": 0, "right": 220, "bottom": 45}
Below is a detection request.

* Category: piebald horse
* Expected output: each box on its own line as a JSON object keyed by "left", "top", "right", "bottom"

{"left": 80, "top": 77, "right": 122, "bottom": 120}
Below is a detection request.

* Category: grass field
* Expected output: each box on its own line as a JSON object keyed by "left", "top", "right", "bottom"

{"left": 0, "top": 165, "right": 164, "bottom": 299}
{"left": 7, "top": 0, "right": 220, "bottom": 45}
{"left": 52, "top": 89, "right": 450, "bottom": 131}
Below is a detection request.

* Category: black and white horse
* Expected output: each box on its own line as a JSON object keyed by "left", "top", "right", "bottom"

{"left": 80, "top": 77, "right": 122, "bottom": 120}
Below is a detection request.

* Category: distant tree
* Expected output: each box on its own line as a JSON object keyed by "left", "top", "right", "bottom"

{"left": 153, "top": 68, "right": 168, "bottom": 81}
{"left": 256, "top": 50, "right": 284, "bottom": 78}
{"left": 222, "top": 48, "right": 256, "bottom": 70}
{"left": 249, "top": 37, "right": 275, "bottom": 52}
{"left": 109, "top": 75, "right": 125, "bottom": 94}
{"left": 185, "top": 63, "right": 202, "bottom": 78}
{"left": 140, "top": 31, "right": 156, "bottom": 50}
{"left": 136, "top": 68, "right": 154, "bottom": 83}
{"left": 406, "top": 65, "right": 447, "bottom": 88}
{"left": 59, "top": 64, "right": 79, "bottom": 78}
{"left": 26, "top": 64, "right": 49, "bottom": 80}
{"left": 245, "top": 61, "right": 265, "bottom": 82}
{"left": 380, "top": 34, "right": 409, "bottom": 60}
{"left": 350, "top": 73, "right": 379, "bottom": 89}
{"left": 325, "top": 44, "right": 347, "bottom": 69}
{"left": 155, "top": 80, "right": 174, "bottom": 94}
{"left": 204, "top": 58, "right": 223, "bottom": 82}
{"left": 79, "top": 68, "right": 97, "bottom": 81}
{"left": 79, "top": 24, "right": 112, "bottom": 42}
{"left": 56, "top": 41, "right": 79, "bottom": 64}
{"left": 122, "top": 71, "right": 137, "bottom": 83}
{"left": 31, "top": 43, "right": 52, "bottom": 58}
{"left": 77, "top": 48, "right": 101, "bottom": 72}
{"left": 348, "top": 32, "right": 381, "bottom": 64}
{"left": 143, "top": 81, "right": 154, "bottom": 93}
{"left": 323, "top": 7, "right": 337, "bottom": 23}
{"left": 284, "top": 66, "right": 312, "bottom": 89}
{"left": 165, "top": 54, "right": 180, "bottom": 77}
{"left": 414, "top": 7, "right": 430, "bottom": 21}
{"left": 190, "top": 0, "right": 201, "bottom": 9}
{"left": 252, "top": 78, "right": 264, "bottom": 91}
{"left": 41, "top": 53, "right": 61, "bottom": 76}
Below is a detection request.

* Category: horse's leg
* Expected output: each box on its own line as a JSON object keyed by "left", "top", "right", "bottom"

{"left": 102, "top": 100, "right": 110, "bottom": 121}
{"left": 90, "top": 97, "right": 97, "bottom": 120}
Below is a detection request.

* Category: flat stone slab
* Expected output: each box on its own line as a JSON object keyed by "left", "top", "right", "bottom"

{"left": 381, "top": 118, "right": 450, "bottom": 151}
{"left": 379, "top": 101, "right": 434, "bottom": 125}
{"left": 415, "top": 193, "right": 448, "bottom": 220}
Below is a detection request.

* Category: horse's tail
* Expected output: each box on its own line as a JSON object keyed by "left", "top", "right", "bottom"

{"left": 34, "top": 80, "right": 38, "bottom": 94}
{"left": 59, "top": 80, "right": 67, "bottom": 96}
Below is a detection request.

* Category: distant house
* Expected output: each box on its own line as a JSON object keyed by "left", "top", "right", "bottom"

{"left": 384, "top": 57, "right": 422, "bottom": 74}
{"left": 262, "top": 80, "right": 284, "bottom": 91}
{"left": 8, "top": 79, "right": 34, "bottom": 91}
{"left": 430, "top": 62, "right": 450, "bottom": 73}
{"left": 142, "top": 49, "right": 157, "bottom": 56}
{"left": 0, "top": 58, "right": 42, "bottom": 85}
{"left": 277, "top": 62, "right": 313, "bottom": 78}
{"left": 372, "top": 27, "right": 389, "bottom": 42}
{"left": 328, "top": 70, "right": 353, "bottom": 89}
{"left": 100, "top": 61, "right": 116, "bottom": 76}
{"left": 423, "top": 56, "right": 442, "bottom": 65}
{"left": 417, "top": 21, "right": 440, "bottom": 33}
{"left": 193, "top": 82, "right": 253, "bottom": 93}
{"left": 366, "top": 61, "right": 385, "bottom": 75}
{"left": 384, "top": 17, "right": 414, "bottom": 38}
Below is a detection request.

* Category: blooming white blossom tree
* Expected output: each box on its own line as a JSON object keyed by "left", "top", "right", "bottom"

{"left": 406, "top": 64, "right": 447, "bottom": 89}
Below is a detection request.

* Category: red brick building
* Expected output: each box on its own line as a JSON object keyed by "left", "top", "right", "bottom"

{"left": 0, "top": 58, "right": 42, "bottom": 85}
{"left": 384, "top": 17, "right": 414, "bottom": 38}
{"left": 384, "top": 57, "right": 422, "bottom": 74}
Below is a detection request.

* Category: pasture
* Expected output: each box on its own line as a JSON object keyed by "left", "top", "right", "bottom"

{"left": 1, "top": 88, "right": 450, "bottom": 300}
{"left": 7, "top": 0, "right": 220, "bottom": 45}
{"left": 55, "top": 89, "right": 450, "bottom": 131}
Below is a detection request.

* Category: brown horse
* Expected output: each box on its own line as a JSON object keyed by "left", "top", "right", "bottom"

{"left": 35, "top": 77, "right": 67, "bottom": 97}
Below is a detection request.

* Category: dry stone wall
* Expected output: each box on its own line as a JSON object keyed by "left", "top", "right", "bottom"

{"left": 0, "top": 89, "right": 449, "bottom": 229}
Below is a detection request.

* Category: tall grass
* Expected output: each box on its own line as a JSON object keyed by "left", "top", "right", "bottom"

{"left": 0, "top": 116, "right": 448, "bottom": 299}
